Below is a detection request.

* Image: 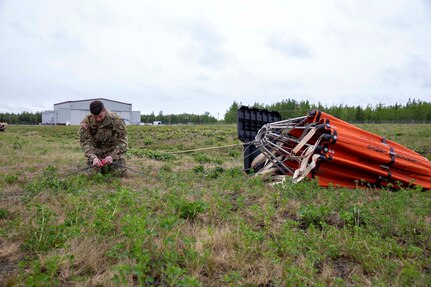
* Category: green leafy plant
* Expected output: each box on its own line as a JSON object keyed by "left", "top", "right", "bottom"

{"left": 1, "top": 124, "right": 430, "bottom": 286}
{"left": 175, "top": 199, "right": 208, "bottom": 220}
{"left": 128, "top": 147, "right": 176, "bottom": 160}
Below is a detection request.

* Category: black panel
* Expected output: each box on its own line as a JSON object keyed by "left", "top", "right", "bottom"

{"left": 237, "top": 106, "right": 281, "bottom": 172}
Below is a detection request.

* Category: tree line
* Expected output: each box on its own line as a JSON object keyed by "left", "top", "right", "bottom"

{"left": 0, "top": 111, "right": 217, "bottom": 125}
{"left": 2, "top": 98, "right": 430, "bottom": 125}
{"left": 0, "top": 112, "right": 42, "bottom": 125}
{"left": 224, "top": 98, "right": 431, "bottom": 123}
{"left": 141, "top": 112, "right": 217, "bottom": 124}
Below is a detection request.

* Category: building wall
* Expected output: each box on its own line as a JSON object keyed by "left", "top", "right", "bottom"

{"left": 55, "top": 99, "right": 132, "bottom": 112}
{"left": 131, "top": 111, "right": 141, "bottom": 124}
{"left": 44, "top": 98, "right": 141, "bottom": 125}
{"left": 42, "top": 111, "right": 55, "bottom": 125}
{"left": 71, "top": 109, "right": 90, "bottom": 125}
{"left": 56, "top": 109, "right": 71, "bottom": 124}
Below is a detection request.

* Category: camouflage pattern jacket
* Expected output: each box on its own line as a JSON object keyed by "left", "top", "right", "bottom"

{"left": 79, "top": 110, "right": 128, "bottom": 161}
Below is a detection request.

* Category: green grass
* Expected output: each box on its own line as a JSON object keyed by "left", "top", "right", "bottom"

{"left": 0, "top": 124, "right": 430, "bottom": 286}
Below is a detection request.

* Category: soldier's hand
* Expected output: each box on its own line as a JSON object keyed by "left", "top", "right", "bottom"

{"left": 103, "top": 156, "right": 113, "bottom": 165}
{"left": 92, "top": 158, "right": 102, "bottom": 167}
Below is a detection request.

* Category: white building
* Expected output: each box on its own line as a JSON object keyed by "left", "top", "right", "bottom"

{"left": 42, "top": 98, "right": 141, "bottom": 125}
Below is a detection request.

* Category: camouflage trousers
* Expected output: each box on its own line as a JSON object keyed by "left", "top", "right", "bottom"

{"left": 86, "top": 157, "right": 127, "bottom": 177}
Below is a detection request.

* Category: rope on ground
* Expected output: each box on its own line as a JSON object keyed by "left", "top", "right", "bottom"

{"left": 0, "top": 141, "right": 256, "bottom": 177}
{"left": 164, "top": 142, "right": 247, "bottom": 154}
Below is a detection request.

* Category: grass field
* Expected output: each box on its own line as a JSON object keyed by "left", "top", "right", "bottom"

{"left": 0, "top": 124, "right": 430, "bottom": 286}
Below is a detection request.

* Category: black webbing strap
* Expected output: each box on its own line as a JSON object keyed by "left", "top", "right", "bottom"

{"left": 375, "top": 138, "right": 396, "bottom": 186}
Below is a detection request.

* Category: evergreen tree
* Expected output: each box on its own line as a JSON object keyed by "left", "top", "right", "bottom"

{"left": 224, "top": 101, "right": 240, "bottom": 123}
{"left": 223, "top": 98, "right": 431, "bottom": 123}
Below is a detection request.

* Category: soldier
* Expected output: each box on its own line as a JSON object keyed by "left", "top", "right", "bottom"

{"left": 79, "top": 100, "right": 128, "bottom": 176}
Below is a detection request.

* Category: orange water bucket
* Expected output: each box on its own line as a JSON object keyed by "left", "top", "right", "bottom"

{"left": 254, "top": 110, "right": 431, "bottom": 189}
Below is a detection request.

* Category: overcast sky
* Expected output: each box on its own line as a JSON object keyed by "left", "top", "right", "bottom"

{"left": 1, "top": 0, "right": 430, "bottom": 118}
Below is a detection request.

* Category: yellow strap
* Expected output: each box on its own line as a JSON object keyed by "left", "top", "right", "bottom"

{"left": 292, "top": 152, "right": 321, "bottom": 183}
{"left": 292, "top": 128, "right": 316, "bottom": 154}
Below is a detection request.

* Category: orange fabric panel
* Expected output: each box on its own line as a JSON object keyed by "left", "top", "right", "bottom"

{"left": 282, "top": 110, "right": 431, "bottom": 189}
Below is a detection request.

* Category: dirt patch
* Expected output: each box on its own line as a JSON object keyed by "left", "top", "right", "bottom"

{"left": 0, "top": 240, "right": 22, "bottom": 283}
{"left": 0, "top": 258, "right": 18, "bottom": 282}
{"left": 326, "top": 212, "right": 346, "bottom": 229}
{"left": 333, "top": 257, "right": 353, "bottom": 279}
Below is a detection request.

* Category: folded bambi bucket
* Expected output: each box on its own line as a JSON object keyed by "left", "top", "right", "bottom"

{"left": 250, "top": 110, "right": 431, "bottom": 189}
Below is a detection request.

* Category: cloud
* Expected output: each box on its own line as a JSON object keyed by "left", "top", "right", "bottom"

{"left": 267, "top": 35, "right": 313, "bottom": 59}
{"left": 407, "top": 56, "right": 431, "bottom": 88}
{"left": 421, "top": 0, "right": 431, "bottom": 13}
{"left": 383, "top": 55, "right": 431, "bottom": 89}
{"left": 49, "top": 31, "right": 82, "bottom": 54}
{"left": 177, "top": 18, "right": 230, "bottom": 69}
{"left": 1, "top": 0, "right": 431, "bottom": 116}
{"left": 4, "top": 20, "right": 43, "bottom": 41}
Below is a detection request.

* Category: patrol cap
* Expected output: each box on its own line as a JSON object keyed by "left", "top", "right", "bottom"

{"left": 90, "top": 100, "right": 105, "bottom": 115}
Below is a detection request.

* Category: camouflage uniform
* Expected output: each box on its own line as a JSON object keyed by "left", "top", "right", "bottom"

{"left": 79, "top": 110, "right": 128, "bottom": 176}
